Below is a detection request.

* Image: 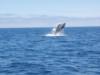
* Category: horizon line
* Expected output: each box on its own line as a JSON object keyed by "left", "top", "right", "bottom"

{"left": 0, "top": 14, "right": 100, "bottom": 18}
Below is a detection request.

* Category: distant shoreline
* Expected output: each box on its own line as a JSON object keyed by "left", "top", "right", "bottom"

{"left": 0, "top": 26, "right": 100, "bottom": 29}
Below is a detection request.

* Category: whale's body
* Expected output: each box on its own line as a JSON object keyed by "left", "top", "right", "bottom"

{"left": 45, "top": 23, "right": 66, "bottom": 36}
{"left": 51, "top": 23, "right": 66, "bottom": 34}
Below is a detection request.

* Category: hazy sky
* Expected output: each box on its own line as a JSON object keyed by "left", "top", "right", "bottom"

{"left": 0, "top": 0, "right": 100, "bottom": 17}
{"left": 0, "top": 0, "right": 100, "bottom": 27}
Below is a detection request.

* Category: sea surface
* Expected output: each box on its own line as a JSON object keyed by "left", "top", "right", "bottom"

{"left": 0, "top": 27, "right": 100, "bottom": 75}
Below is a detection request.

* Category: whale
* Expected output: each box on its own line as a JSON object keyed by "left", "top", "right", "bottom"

{"left": 51, "top": 23, "right": 66, "bottom": 34}
{"left": 45, "top": 23, "right": 66, "bottom": 36}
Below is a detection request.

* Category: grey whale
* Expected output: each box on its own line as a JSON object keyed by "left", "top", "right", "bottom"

{"left": 51, "top": 23, "right": 66, "bottom": 34}
{"left": 46, "top": 23, "right": 66, "bottom": 36}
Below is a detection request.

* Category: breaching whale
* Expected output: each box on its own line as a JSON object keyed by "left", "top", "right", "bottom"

{"left": 46, "top": 23, "right": 66, "bottom": 36}
{"left": 52, "top": 23, "right": 66, "bottom": 34}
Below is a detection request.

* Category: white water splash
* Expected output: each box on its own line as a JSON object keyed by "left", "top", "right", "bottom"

{"left": 45, "top": 32, "right": 65, "bottom": 37}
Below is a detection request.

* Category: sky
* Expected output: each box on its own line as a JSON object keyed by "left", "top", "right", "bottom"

{"left": 0, "top": 0, "right": 100, "bottom": 27}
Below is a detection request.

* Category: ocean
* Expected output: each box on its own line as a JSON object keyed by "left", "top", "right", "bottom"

{"left": 0, "top": 27, "right": 100, "bottom": 75}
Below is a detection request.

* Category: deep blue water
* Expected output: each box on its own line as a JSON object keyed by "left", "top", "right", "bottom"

{"left": 0, "top": 27, "right": 100, "bottom": 75}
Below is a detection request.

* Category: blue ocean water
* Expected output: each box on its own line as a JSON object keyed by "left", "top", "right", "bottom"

{"left": 0, "top": 27, "right": 100, "bottom": 75}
